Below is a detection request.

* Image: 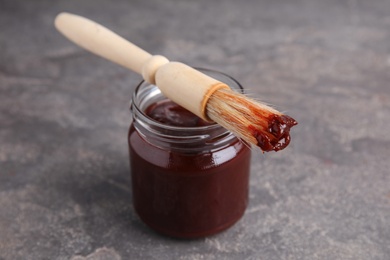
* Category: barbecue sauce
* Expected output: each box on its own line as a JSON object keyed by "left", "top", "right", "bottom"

{"left": 129, "top": 100, "right": 251, "bottom": 238}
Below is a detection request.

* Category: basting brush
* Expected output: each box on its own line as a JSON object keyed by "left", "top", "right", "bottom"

{"left": 54, "top": 12, "right": 297, "bottom": 152}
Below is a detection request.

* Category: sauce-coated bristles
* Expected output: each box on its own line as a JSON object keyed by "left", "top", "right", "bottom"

{"left": 206, "top": 88, "right": 297, "bottom": 152}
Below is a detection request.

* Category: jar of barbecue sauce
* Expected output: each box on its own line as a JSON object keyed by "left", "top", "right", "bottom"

{"left": 128, "top": 68, "right": 251, "bottom": 238}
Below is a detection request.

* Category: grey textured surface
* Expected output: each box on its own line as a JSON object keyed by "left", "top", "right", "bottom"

{"left": 1, "top": 0, "right": 390, "bottom": 259}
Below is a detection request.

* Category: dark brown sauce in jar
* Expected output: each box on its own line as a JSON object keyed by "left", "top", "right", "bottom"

{"left": 128, "top": 69, "right": 251, "bottom": 238}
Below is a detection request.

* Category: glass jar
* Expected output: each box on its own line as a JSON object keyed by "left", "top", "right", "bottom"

{"left": 128, "top": 68, "right": 251, "bottom": 238}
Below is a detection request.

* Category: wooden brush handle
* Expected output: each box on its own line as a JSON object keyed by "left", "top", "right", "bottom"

{"left": 55, "top": 13, "right": 155, "bottom": 76}
{"left": 54, "top": 12, "right": 228, "bottom": 120}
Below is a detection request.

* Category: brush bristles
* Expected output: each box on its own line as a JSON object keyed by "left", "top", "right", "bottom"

{"left": 206, "top": 88, "right": 297, "bottom": 152}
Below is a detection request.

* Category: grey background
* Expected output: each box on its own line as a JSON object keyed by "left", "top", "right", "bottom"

{"left": 1, "top": 0, "right": 389, "bottom": 259}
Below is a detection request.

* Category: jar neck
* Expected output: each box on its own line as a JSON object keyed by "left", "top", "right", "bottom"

{"left": 130, "top": 68, "right": 244, "bottom": 153}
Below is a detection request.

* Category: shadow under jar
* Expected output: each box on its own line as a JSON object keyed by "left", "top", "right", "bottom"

{"left": 128, "top": 68, "right": 251, "bottom": 238}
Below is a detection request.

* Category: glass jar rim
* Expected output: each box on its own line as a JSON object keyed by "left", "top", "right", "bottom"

{"left": 131, "top": 67, "right": 244, "bottom": 133}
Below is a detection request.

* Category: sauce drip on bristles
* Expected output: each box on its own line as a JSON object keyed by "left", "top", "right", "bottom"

{"left": 206, "top": 88, "right": 297, "bottom": 152}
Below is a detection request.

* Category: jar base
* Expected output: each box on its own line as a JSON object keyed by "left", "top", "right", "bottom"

{"left": 135, "top": 208, "right": 246, "bottom": 239}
